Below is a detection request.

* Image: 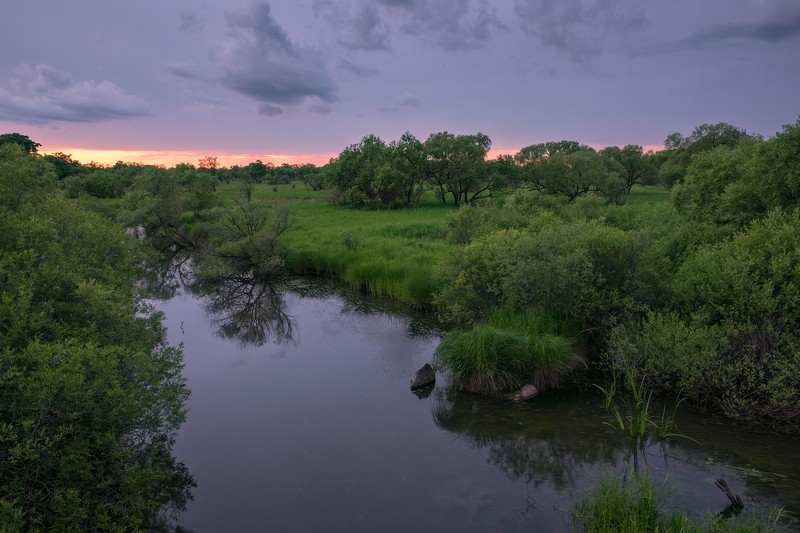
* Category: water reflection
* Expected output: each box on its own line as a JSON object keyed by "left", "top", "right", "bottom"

{"left": 433, "top": 388, "right": 622, "bottom": 490}
{"left": 432, "top": 386, "right": 800, "bottom": 527}
{"left": 142, "top": 254, "right": 800, "bottom": 531}
{"left": 191, "top": 272, "right": 295, "bottom": 347}
{"left": 139, "top": 247, "right": 193, "bottom": 300}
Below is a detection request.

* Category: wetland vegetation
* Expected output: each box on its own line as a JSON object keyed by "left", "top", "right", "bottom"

{"left": 2, "top": 118, "right": 800, "bottom": 530}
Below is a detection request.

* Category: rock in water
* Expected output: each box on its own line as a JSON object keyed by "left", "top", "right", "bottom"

{"left": 510, "top": 384, "right": 539, "bottom": 402}
{"left": 410, "top": 363, "right": 436, "bottom": 390}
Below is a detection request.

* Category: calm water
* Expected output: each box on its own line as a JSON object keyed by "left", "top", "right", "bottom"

{"left": 154, "top": 278, "right": 800, "bottom": 532}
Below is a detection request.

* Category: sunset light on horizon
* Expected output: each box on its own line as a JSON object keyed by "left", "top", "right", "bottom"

{"left": 2, "top": 1, "right": 798, "bottom": 162}
{"left": 42, "top": 144, "right": 666, "bottom": 168}
{"left": 40, "top": 146, "right": 338, "bottom": 168}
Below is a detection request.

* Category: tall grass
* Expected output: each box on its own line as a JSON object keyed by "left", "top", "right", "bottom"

{"left": 434, "top": 308, "right": 580, "bottom": 395}
{"left": 574, "top": 471, "right": 786, "bottom": 533}
{"left": 274, "top": 194, "right": 455, "bottom": 306}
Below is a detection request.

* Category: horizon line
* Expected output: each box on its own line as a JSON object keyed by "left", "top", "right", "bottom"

{"left": 41, "top": 144, "right": 664, "bottom": 168}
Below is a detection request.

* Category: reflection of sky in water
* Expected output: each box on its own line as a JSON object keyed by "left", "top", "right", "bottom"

{"left": 153, "top": 280, "right": 800, "bottom": 532}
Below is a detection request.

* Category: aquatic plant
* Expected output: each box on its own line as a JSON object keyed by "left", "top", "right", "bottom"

{"left": 433, "top": 308, "right": 579, "bottom": 395}
{"left": 574, "top": 471, "right": 786, "bottom": 533}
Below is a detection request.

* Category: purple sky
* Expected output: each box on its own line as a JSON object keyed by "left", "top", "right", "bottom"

{"left": 1, "top": 0, "right": 798, "bottom": 165}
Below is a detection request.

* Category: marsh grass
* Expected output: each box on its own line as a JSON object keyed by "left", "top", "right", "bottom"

{"left": 434, "top": 308, "right": 580, "bottom": 395}
{"left": 210, "top": 183, "right": 673, "bottom": 307}
{"left": 574, "top": 471, "right": 786, "bottom": 533}
{"left": 275, "top": 195, "right": 454, "bottom": 305}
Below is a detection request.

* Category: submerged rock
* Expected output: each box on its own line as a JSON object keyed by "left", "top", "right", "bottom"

{"left": 410, "top": 363, "right": 436, "bottom": 390}
{"left": 509, "top": 384, "right": 539, "bottom": 402}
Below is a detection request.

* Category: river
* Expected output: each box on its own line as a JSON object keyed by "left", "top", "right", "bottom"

{"left": 152, "top": 276, "right": 800, "bottom": 532}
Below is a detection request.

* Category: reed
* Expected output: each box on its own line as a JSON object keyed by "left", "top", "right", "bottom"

{"left": 574, "top": 471, "right": 786, "bottom": 533}
{"left": 434, "top": 308, "right": 578, "bottom": 395}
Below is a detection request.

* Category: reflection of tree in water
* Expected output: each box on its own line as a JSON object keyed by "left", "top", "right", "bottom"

{"left": 138, "top": 246, "right": 194, "bottom": 300}
{"left": 432, "top": 388, "right": 623, "bottom": 491}
{"left": 191, "top": 272, "right": 296, "bottom": 348}
{"left": 140, "top": 250, "right": 295, "bottom": 347}
{"left": 289, "top": 278, "right": 443, "bottom": 340}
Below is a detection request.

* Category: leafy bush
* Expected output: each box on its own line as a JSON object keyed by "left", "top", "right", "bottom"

{"left": 610, "top": 210, "right": 800, "bottom": 430}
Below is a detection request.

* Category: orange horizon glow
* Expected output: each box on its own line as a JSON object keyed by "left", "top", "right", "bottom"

{"left": 41, "top": 147, "right": 338, "bottom": 168}
{"left": 42, "top": 143, "right": 665, "bottom": 169}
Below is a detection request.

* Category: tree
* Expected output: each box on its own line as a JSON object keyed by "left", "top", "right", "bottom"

{"left": 0, "top": 144, "right": 56, "bottom": 211}
{"left": 0, "top": 132, "right": 41, "bottom": 154}
{"left": 1, "top": 167, "right": 192, "bottom": 528}
{"left": 328, "top": 134, "right": 407, "bottom": 208}
{"left": 424, "top": 131, "right": 492, "bottom": 206}
{"left": 526, "top": 147, "right": 610, "bottom": 203}
{"left": 600, "top": 145, "right": 656, "bottom": 193}
{"left": 43, "top": 152, "right": 84, "bottom": 180}
{"left": 296, "top": 163, "right": 325, "bottom": 191}
{"left": 515, "top": 140, "right": 584, "bottom": 191}
{"left": 658, "top": 122, "right": 753, "bottom": 187}
{"left": 389, "top": 132, "right": 428, "bottom": 205}
{"left": 198, "top": 155, "right": 219, "bottom": 170}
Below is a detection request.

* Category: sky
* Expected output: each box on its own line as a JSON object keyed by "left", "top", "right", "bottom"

{"left": 1, "top": 0, "right": 798, "bottom": 167}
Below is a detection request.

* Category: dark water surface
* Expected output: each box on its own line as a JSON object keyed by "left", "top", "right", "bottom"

{"left": 154, "top": 279, "right": 800, "bottom": 532}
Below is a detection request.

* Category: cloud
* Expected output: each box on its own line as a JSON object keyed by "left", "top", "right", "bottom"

{"left": 378, "top": 91, "right": 420, "bottom": 112}
{"left": 678, "top": 5, "right": 800, "bottom": 47}
{"left": 213, "top": 2, "right": 337, "bottom": 107}
{"left": 316, "top": 0, "right": 502, "bottom": 53}
{"left": 314, "top": 2, "right": 391, "bottom": 51}
{"left": 0, "top": 64, "right": 150, "bottom": 124}
{"left": 515, "top": 0, "right": 647, "bottom": 63}
{"left": 338, "top": 59, "right": 379, "bottom": 77}
{"left": 258, "top": 102, "right": 284, "bottom": 116}
{"left": 164, "top": 61, "right": 207, "bottom": 81}
{"left": 179, "top": 10, "right": 204, "bottom": 31}
{"left": 398, "top": 0, "right": 504, "bottom": 51}
{"left": 377, "top": 0, "right": 415, "bottom": 7}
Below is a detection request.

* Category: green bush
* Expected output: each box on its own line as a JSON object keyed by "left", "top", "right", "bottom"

{"left": 610, "top": 210, "right": 800, "bottom": 430}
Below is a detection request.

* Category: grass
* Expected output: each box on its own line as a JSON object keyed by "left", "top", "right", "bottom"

{"left": 574, "top": 471, "right": 786, "bottom": 533}
{"left": 208, "top": 183, "right": 677, "bottom": 308}
{"left": 219, "top": 183, "right": 457, "bottom": 306}
{"left": 433, "top": 308, "right": 580, "bottom": 395}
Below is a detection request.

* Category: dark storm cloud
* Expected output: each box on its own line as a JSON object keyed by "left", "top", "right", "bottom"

{"left": 399, "top": 0, "right": 504, "bottom": 51}
{"left": 314, "top": 2, "right": 391, "bottom": 51}
{"left": 679, "top": 7, "right": 800, "bottom": 47}
{"left": 338, "top": 59, "right": 379, "bottom": 77}
{"left": 316, "top": 0, "right": 502, "bottom": 53}
{"left": 214, "top": 2, "right": 337, "bottom": 106}
{"left": 377, "top": 0, "right": 415, "bottom": 7}
{"left": 258, "top": 102, "right": 283, "bottom": 116}
{"left": 0, "top": 64, "right": 150, "bottom": 124}
{"left": 310, "top": 104, "right": 332, "bottom": 114}
{"left": 515, "top": 0, "right": 647, "bottom": 63}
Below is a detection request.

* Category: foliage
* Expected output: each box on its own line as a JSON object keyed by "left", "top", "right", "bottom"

{"left": 658, "top": 122, "right": 754, "bottom": 187}
{"left": 0, "top": 144, "right": 56, "bottom": 210}
{"left": 209, "top": 198, "right": 290, "bottom": 278}
{"left": 435, "top": 217, "right": 641, "bottom": 337}
{"left": 600, "top": 145, "right": 658, "bottom": 193}
{"left": 0, "top": 149, "right": 192, "bottom": 529}
{"left": 610, "top": 210, "right": 800, "bottom": 431}
{"left": 0, "top": 132, "right": 41, "bottom": 154}
{"left": 433, "top": 308, "right": 576, "bottom": 395}
{"left": 574, "top": 471, "right": 784, "bottom": 533}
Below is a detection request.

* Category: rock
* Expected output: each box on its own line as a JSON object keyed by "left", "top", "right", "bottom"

{"left": 509, "top": 384, "right": 539, "bottom": 402}
{"left": 410, "top": 363, "right": 436, "bottom": 390}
